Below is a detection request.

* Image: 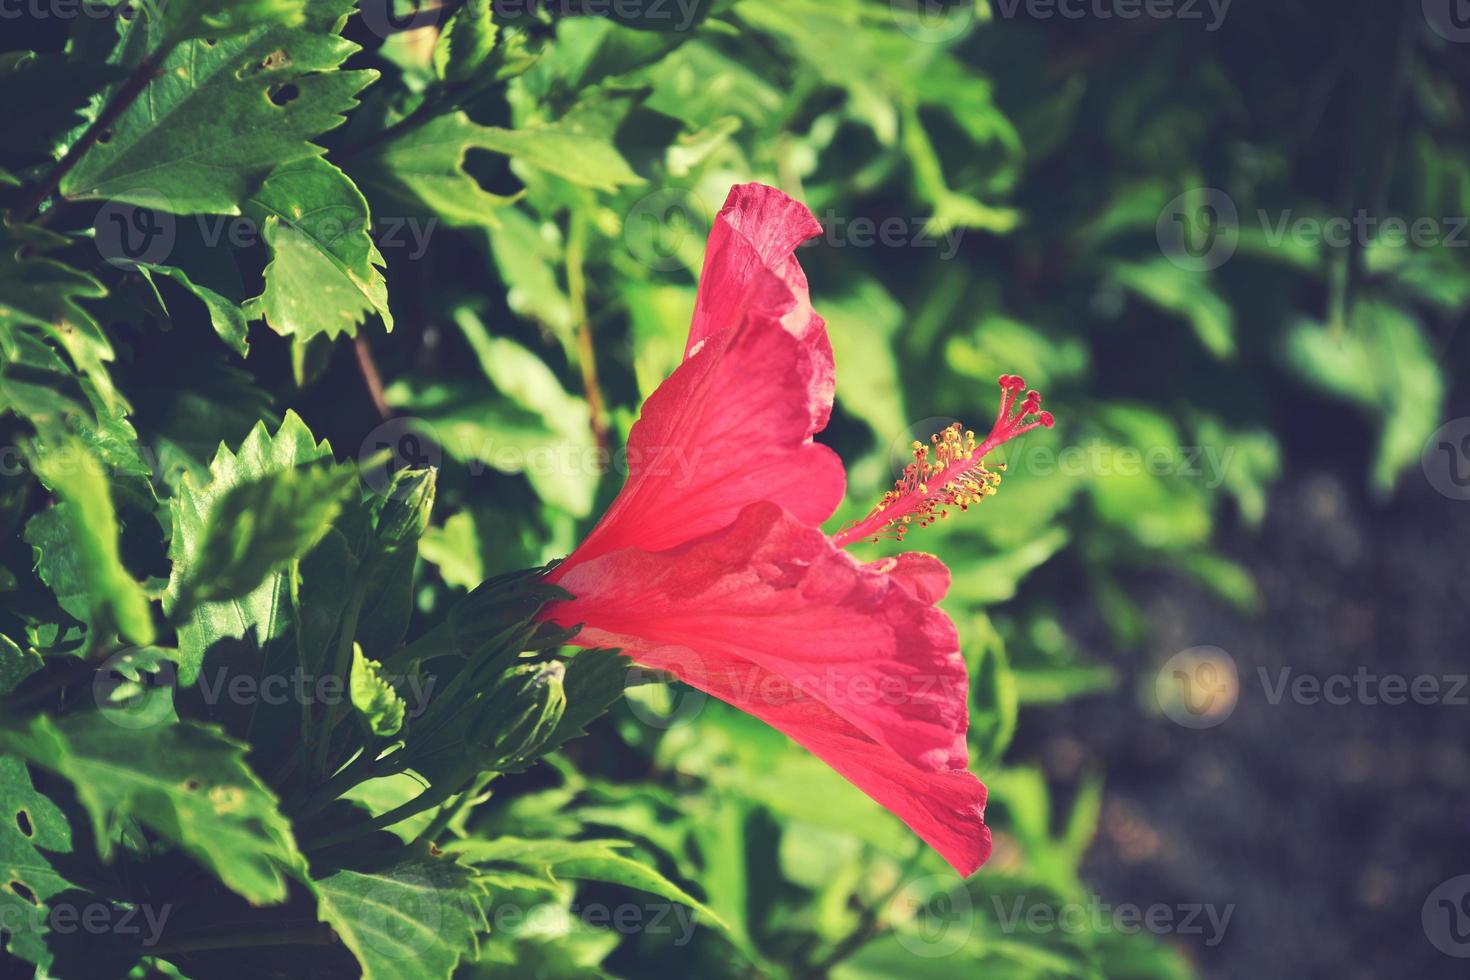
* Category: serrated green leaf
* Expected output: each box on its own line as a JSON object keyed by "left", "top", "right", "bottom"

{"left": 170, "top": 457, "right": 357, "bottom": 617}
{"left": 162, "top": 410, "right": 334, "bottom": 683}
{"left": 0, "top": 327, "right": 91, "bottom": 422}
{"left": 0, "top": 225, "right": 119, "bottom": 413}
{"left": 351, "top": 643, "right": 407, "bottom": 737}
{"left": 0, "top": 757, "right": 76, "bottom": 969}
{"left": 435, "top": 0, "right": 499, "bottom": 85}
{"left": 62, "top": 0, "right": 375, "bottom": 213}
{"left": 26, "top": 434, "right": 155, "bottom": 646}
{"left": 448, "top": 836, "right": 730, "bottom": 939}
{"left": 96, "top": 0, "right": 308, "bottom": 44}
{"left": 309, "top": 855, "right": 489, "bottom": 980}
{"left": 0, "top": 716, "right": 303, "bottom": 905}
{"left": 244, "top": 156, "right": 393, "bottom": 339}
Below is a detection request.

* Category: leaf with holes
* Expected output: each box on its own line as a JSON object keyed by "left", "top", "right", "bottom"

{"left": 61, "top": 0, "right": 376, "bottom": 214}
{"left": 0, "top": 716, "right": 303, "bottom": 906}
{"left": 244, "top": 156, "right": 392, "bottom": 339}
{"left": 0, "top": 758, "right": 76, "bottom": 969}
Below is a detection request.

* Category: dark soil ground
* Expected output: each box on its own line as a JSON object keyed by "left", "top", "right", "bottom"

{"left": 1025, "top": 451, "right": 1470, "bottom": 978}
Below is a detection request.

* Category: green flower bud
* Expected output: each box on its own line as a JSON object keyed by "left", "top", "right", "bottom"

{"left": 474, "top": 661, "right": 566, "bottom": 771}
{"left": 372, "top": 467, "right": 437, "bottom": 549}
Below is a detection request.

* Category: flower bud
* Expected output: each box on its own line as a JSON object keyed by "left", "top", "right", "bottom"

{"left": 474, "top": 661, "right": 566, "bottom": 771}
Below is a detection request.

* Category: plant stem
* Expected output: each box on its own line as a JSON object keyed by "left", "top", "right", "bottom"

{"left": 303, "top": 781, "right": 454, "bottom": 853}
{"left": 313, "top": 584, "right": 369, "bottom": 778}
{"left": 12, "top": 48, "right": 171, "bottom": 223}
{"left": 353, "top": 334, "right": 391, "bottom": 420}
{"left": 565, "top": 210, "right": 609, "bottom": 452}
{"left": 412, "top": 771, "right": 495, "bottom": 847}
{"left": 804, "top": 844, "right": 926, "bottom": 978}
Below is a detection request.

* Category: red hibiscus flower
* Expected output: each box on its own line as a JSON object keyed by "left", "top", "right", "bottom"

{"left": 542, "top": 183, "right": 1053, "bottom": 876}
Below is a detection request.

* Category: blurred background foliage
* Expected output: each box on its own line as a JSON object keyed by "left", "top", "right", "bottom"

{"left": 3, "top": 0, "right": 1467, "bottom": 977}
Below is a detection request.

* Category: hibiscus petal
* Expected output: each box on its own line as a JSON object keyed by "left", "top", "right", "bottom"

{"left": 547, "top": 502, "right": 970, "bottom": 774}
{"left": 552, "top": 321, "right": 845, "bottom": 569}
{"left": 543, "top": 506, "right": 988, "bottom": 874}
{"left": 687, "top": 183, "right": 834, "bottom": 434}
{"left": 866, "top": 552, "right": 951, "bottom": 604}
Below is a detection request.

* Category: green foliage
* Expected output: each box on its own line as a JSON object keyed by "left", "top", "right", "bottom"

{"left": 2, "top": 0, "right": 1458, "bottom": 977}
{"left": 0, "top": 715, "right": 303, "bottom": 905}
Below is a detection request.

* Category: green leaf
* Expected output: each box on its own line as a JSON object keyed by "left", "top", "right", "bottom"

{"left": 354, "top": 112, "right": 521, "bottom": 229}
{"left": 351, "top": 643, "right": 407, "bottom": 737}
{"left": 169, "top": 456, "right": 357, "bottom": 617}
{"left": 95, "top": 0, "right": 308, "bottom": 44}
{"left": 0, "top": 634, "right": 44, "bottom": 696}
{"left": 0, "top": 757, "right": 76, "bottom": 969}
{"left": 0, "top": 716, "right": 303, "bottom": 905}
{"left": 1112, "top": 258, "right": 1235, "bottom": 359}
{"left": 162, "top": 411, "right": 335, "bottom": 683}
{"left": 448, "top": 837, "right": 730, "bottom": 937}
{"left": 309, "top": 854, "right": 489, "bottom": 980}
{"left": 1284, "top": 302, "right": 1443, "bottom": 494}
{"left": 487, "top": 206, "right": 577, "bottom": 348}
{"left": 0, "top": 327, "right": 92, "bottom": 423}
{"left": 823, "top": 280, "right": 907, "bottom": 439}
{"left": 244, "top": 156, "right": 393, "bottom": 339}
{"left": 62, "top": 0, "right": 375, "bottom": 213}
{"left": 435, "top": 0, "right": 499, "bottom": 85}
{"left": 0, "top": 225, "right": 118, "bottom": 413}
{"left": 465, "top": 121, "right": 642, "bottom": 192}
{"left": 26, "top": 434, "right": 155, "bottom": 646}
{"left": 419, "top": 510, "right": 485, "bottom": 590}
{"left": 144, "top": 263, "right": 252, "bottom": 357}
{"left": 0, "top": 51, "right": 127, "bottom": 155}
